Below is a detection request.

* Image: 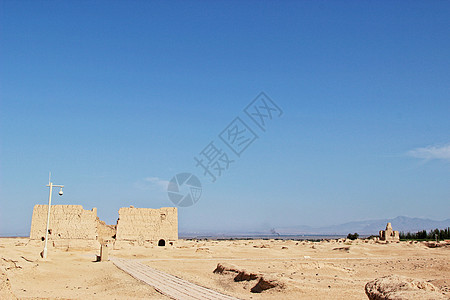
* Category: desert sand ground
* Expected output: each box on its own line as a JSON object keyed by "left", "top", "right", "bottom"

{"left": 1, "top": 237, "right": 449, "bottom": 299}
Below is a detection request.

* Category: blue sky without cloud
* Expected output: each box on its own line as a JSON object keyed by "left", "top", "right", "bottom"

{"left": 1, "top": 1, "right": 449, "bottom": 236}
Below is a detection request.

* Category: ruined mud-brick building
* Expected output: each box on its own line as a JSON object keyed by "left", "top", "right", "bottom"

{"left": 30, "top": 205, "right": 178, "bottom": 247}
{"left": 115, "top": 206, "right": 177, "bottom": 246}
{"left": 379, "top": 222, "right": 400, "bottom": 241}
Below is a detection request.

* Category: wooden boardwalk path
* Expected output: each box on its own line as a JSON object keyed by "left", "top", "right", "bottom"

{"left": 111, "top": 257, "right": 240, "bottom": 300}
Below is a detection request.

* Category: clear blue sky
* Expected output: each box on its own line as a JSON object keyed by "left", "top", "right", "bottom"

{"left": 1, "top": 1, "right": 449, "bottom": 236}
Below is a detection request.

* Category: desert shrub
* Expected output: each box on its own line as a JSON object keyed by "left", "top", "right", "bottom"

{"left": 347, "top": 233, "right": 359, "bottom": 240}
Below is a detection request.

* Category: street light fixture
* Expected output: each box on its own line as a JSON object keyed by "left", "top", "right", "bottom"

{"left": 41, "top": 173, "right": 64, "bottom": 259}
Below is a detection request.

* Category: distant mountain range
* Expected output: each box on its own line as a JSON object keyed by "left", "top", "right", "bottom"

{"left": 179, "top": 216, "right": 450, "bottom": 238}
{"left": 276, "top": 216, "right": 450, "bottom": 235}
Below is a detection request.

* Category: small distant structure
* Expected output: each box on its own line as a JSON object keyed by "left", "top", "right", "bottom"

{"left": 379, "top": 222, "right": 399, "bottom": 241}
{"left": 97, "top": 242, "right": 111, "bottom": 262}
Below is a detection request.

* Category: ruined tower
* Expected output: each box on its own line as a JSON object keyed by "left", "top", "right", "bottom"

{"left": 379, "top": 222, "right": 400, "bottom": 241}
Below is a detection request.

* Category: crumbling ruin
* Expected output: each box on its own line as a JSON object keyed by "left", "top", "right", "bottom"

{"left": 30, "top": 205, "right": 98, "bottom": 240}
{"left": 29, "top": 205, "right": 178, "bottom": 247}
{"left": 379, "top": 222, "right": 400, "bottom": 241}
{"left": 115, "top": 206, "right": 177, "bottom": 246}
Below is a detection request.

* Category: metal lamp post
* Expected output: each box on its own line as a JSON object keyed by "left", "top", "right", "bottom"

{"left": 42, "top": 173, "right": 64, "bottom": 259}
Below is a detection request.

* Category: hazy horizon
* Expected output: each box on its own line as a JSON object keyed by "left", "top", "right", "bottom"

{"left": 1, "top": 213, "right": 449, "bottom": 238}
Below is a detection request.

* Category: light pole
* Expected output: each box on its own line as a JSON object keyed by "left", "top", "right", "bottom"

{"left": 42, "top": 173, "right": 64, "bottom": 259}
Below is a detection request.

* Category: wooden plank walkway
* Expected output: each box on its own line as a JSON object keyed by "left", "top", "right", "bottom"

{"left": 111, "top": 257, "right": 240, "bottom": 300}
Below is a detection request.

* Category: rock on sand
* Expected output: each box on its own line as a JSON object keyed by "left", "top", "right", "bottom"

{"left": 365, "top": 275, "right": 446, "bottom": 300}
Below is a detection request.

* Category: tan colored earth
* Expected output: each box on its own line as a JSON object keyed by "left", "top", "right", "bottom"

{"left": 1, "top": 237, "right": 449, "bottom": 299}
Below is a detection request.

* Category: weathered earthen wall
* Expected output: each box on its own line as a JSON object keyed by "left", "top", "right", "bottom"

{"left": 379, "top": 222, "right": 400, "bottom": 241}
{"left": 97, "top": 219, "right": 116, "bottom": 244}
{"left": 30, "top": 205, "right": 178, "bottom": 246}
{"left": 30, "top": 205, "right": 98, "bottom": 240}
{"left": 115, "top": 207, "right": 178, "bottom": 242}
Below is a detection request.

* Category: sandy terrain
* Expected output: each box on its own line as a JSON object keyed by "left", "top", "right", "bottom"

{"left": 1, "top": 237, "right": 449, "bottom": 299}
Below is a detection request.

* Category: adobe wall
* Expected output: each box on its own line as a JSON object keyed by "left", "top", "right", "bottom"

{"left": 115, "top": 207, "right": 178, "bottom": 243}
{"left": 30, "top": 205, "right": 98, "bottom": 240}
{"left": 30, "top": 205, "right": 178, "bottom": 246}
{"left": 97, "top": 220, "right": 116, "bottom": 244}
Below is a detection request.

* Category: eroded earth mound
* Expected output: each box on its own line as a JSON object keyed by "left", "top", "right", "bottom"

{"left": 365, "top": 275, "right": 446, "bottom": 300}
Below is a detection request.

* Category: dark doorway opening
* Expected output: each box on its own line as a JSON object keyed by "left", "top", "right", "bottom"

{"left": 158, "top": 239, "right": 165, "bottom": 247}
